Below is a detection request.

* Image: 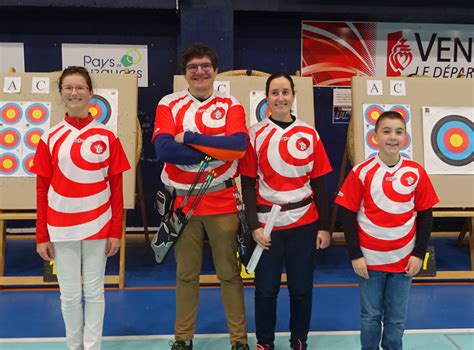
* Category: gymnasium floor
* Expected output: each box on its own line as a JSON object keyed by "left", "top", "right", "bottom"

{"left": 0, "top": 236, "right": 473, "bottom": 350}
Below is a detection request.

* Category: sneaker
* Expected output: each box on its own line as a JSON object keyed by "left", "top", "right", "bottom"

{"left": 256, "top": 344, "right": 274, "bottom": 350}
{"left": 290, "top": 339, "right": 305, "bottom": 350}
{"left": 232, "top": 342, "right": 250, "bottom": 350}
{"left": 170, "top": 340, "right": 193, "bottom": 350}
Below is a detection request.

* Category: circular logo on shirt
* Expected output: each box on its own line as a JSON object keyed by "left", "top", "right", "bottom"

{"left": 210, "top": 107, "right": 225, "bottom": 120}
{"left": 295, "top": 137, "right": 310, "bottom": 151}
{"left": 400, "top": 171, "right": 418, "bottom": 187}
{"left": 90, "top": 140, "right": 107, "bottom": 155}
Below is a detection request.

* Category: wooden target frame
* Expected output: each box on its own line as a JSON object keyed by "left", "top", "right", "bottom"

{"left": 352, "top": 76, "right": 473, "bottom": 208}
{"left": 0, "top": 72, "right": 137, "bottom": 210}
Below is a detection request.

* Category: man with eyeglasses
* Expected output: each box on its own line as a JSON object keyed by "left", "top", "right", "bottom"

{"left": 152, "top": 43, "right": 249, "bottom": 350}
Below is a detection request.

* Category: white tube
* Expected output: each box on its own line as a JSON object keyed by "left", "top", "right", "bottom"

{"left": 246, "top": 205, "right": 281, "bottom": 274}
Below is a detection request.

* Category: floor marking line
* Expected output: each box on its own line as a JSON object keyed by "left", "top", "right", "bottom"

{"left": 1, "top": 329, "right": 473, "bottom": 343}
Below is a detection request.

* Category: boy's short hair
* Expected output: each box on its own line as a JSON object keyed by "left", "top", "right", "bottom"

{"left": 180, "top": 43, "right": 219, "bottom": 74}
{"left": 375, "top": 111, "right": 406, "bottom": 132}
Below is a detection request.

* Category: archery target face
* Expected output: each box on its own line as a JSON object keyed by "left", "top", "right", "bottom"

{"left": 362, "top": 104, "right": 413, "bottom": 160}
{"left": 1, "top": 102, "right": 22, "bottom": 125}
{"left": 256, "top": 99, "right": 271, "bottom": 122}
{"left": 0, "top": 152, "right": 20, "bottom": 175}
{"left": 25, "top": 103, "right": 49, "bottom": 125}
{"left": 22, "top": 153, "right": 35, "bottom": 175}
{"left": 23, "top": 128, "right": 43, "bottom": 150}
{"left": 422, "top": 107, "right": 473, "bottom": 174}
{"left": 87, "top": 89, "right": 118, "bottom": 132}
{"left": 0, "top": 101, "right": 50, "bottom": 177}
{"left": 249, "top": 91, "right": 298, "bottom": 126}
{"left": 1, "top": 127, "right": 21, "bottom": 150}
{"left": 364, "top": 104, "right": 385, "bottom": 126}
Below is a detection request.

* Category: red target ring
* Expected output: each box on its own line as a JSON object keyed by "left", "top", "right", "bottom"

{"left": 365, "top": 129, "right": 379, "bottom": 150}
{"left": 23, "top": 128, "right": 44, "bottom": 150}
{"left": 364, "top": 105, "right": 384, "bottom": 126}
{"left": 390, "top": 105, "right": 410, "bottom": 123}
{"left": 1, "top": 103, "right": 22, "bottom": 124}
{"left": 22, "top": 153, "right": 35, "bottom": 175}
{"left": 443, "top": 127, "right": 469, "bottom": 153}
{"left": 26, "top": 103, "right": 49, "bottom": 125}
{"left": 0, "top": 128, "right": 21, "bottom": 150}
{"left": 256, "top": 99, "right": 271, "bottom": 122}
{"left": 88, "top": 95, "right": 111, "bottom": 125}
{"left": 0, "top": 153, "right": 20, "bottom": 175}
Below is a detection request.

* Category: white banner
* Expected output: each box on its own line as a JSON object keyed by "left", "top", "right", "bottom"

{"left": 61, "top": 43, "right": 148, "bottom": 87}
{"left": 0, "top": 43, "right": 25, "bottom": 73}
{"left": 376, "top": 23, "right": 474, "bottom": 78}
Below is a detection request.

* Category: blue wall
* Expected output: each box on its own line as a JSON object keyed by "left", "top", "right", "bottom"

{"left": 1, "top": 3, "right": 471, "bottom": 229}
{"left": 1, "top": 7, "right": 179, "bottom": 227}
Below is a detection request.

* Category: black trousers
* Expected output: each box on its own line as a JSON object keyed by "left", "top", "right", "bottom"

{"left": 254, "top": 221, "right": 318, "bottom": 349}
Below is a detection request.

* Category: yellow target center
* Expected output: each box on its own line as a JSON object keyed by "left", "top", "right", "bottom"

{"left": 32, "top": 110, "right": 43, "bottom": 119}
{"left": 31, "top": 134, "right": 41, "bottom": 144}
{"left": 450, "top": 134, "right": 463, "bottom": 147}
{"left": 3, "top": 159, "right": 13, "bottom": 169}
{"left": 89, "top": 107, "right": 98, "bottom": 117}
{"left": 371, "top": 112, "right": 381, "bottom": 121}
{"left": 6, "top": 110, "right": 16, "bottom": 119}
{"left": 5, "top": 134, "right": 14, "bottom": 143}
{"left": 28, "top": 159, "right": 34, "bottom": 168}
{"left": 371, "top": 136, "right": 378, "bottom": 145}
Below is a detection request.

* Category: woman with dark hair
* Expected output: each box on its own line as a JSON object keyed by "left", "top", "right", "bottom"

{"left": 240, "top": 72, "right": 332, "bottom": 350}
{"left": 33, "top": 66, "right": 130, "bottom": 350}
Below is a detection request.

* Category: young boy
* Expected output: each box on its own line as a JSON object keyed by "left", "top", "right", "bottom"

{"left": 336, "top": 111, "right": 439, "bottom": 350}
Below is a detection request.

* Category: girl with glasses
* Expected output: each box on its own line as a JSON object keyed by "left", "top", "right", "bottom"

{"left": 32, "top": 66, "right": 130, "bottom": 350}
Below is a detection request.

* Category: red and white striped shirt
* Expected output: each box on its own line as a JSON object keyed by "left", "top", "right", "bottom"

{"left": 335, "top": 155, "right": 439, "bottom": 272}
{"left": 240, "top": 118, "right": 332, "bottom": 230}
{"left": 152, "top": 90, "right": 247, "bottom": 215}
{"left": 32, "top": 119, "right": 130, "bottom": 242}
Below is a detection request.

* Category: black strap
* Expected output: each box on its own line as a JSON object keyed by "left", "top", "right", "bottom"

{"left": 167, "top": 178, "right": 234, "bottom": 197}
{"left": 257, "top": 197, "right": 313, "bottom": 213}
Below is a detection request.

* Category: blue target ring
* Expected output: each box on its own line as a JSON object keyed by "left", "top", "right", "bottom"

{"left": 88, "top": 95, "right": 111, "bottom": 125}
{"left": 365, "top": 129, "right": 379, "bottom": 150}
{"left": 0, "top": 127, "right": 21, "bottom": 149}
{"left": 401, "top": 132, "right": 411, "bottom": 151}
{"left": 401, "top": 152, "right": 411, "bottom": 159}
{"left": 1, "top": 102, "right": 22, "bottom": 125}
{"left": 390, "top": 105, "right": 411, "bottom": 123}
{"left": 22, "top": 153, "right": 35, "bottom": 175}
{"left": 0, "top": 152, "right": 20, "bottom": 175}
{"left": 364, "top": 105, "right": 384, "bottom": 126}
{"left": 431, "top": 115, "right": 473, "bottom": 166}
{"left": 368, "top": 152, "right": 377, "bottom": 159}
{"left": 256, "top": 99, "right": 271, "bottom": 122}
{"left": 25, "top": 103, "right": 49, "bottom": 125}
{"left": 23, "top": 128, "right": 44, "bottom": 150}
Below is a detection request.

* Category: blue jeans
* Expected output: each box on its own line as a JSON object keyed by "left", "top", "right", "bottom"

{"left": 359, "top": 270, "right": 412, "bottom": 350}
{"left": 254, "top": 222, "right": 318, "bottom": 350}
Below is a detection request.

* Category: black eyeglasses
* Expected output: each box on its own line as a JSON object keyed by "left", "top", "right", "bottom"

{"left": 185, "top": 63, "right": 213, "bottom": 73}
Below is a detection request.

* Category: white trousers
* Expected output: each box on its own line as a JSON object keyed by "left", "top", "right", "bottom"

{"left": 53, "top": 239, "right": 108, "bottom": 350}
